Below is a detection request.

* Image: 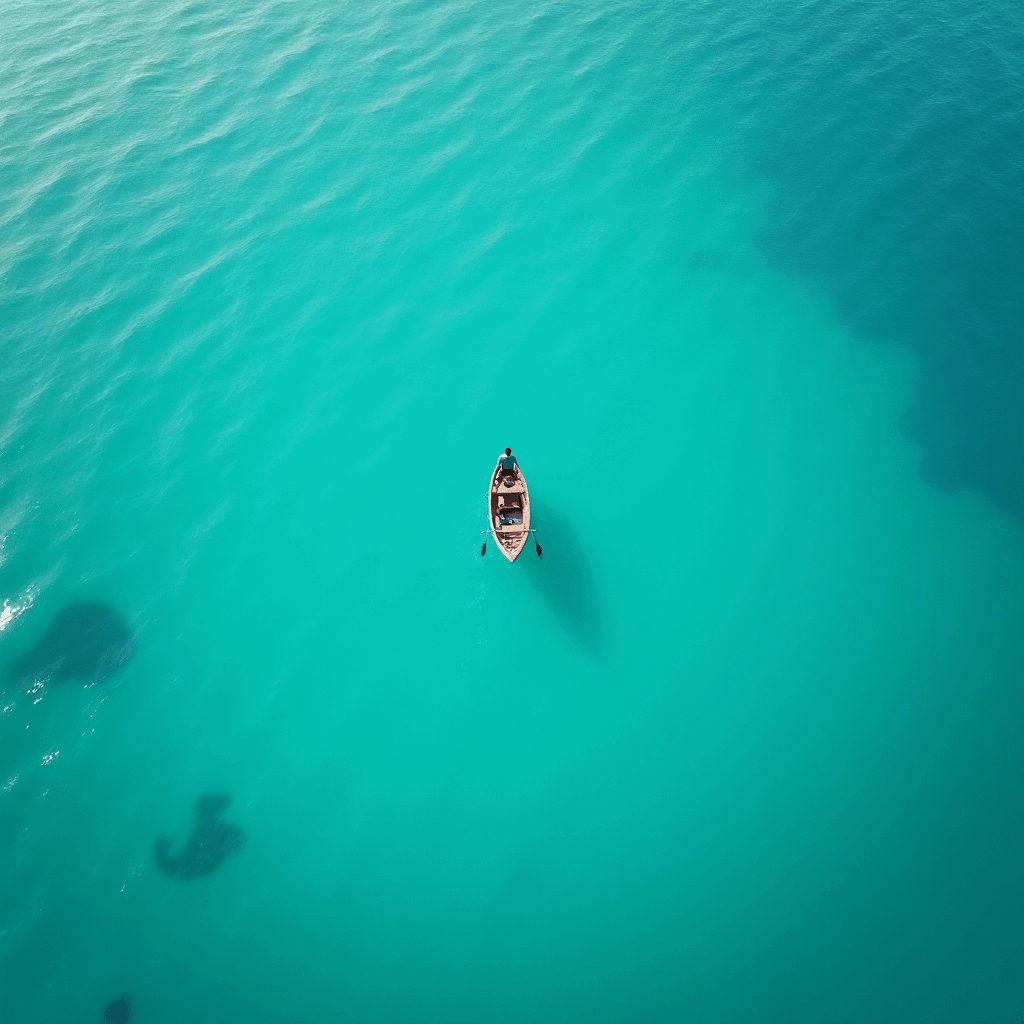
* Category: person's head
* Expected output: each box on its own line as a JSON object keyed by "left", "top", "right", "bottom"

{"left": 505, "top": 448, "right": 512, "bottom": 456}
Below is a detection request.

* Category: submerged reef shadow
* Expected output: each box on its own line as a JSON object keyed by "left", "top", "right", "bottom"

{"left": 742, "top": 2, "right": 1024, "bottom": 519}
{"left": 103, "top": 994, "right": 131, "bottom": 1023}
{"left": 522, "top": 501, "right": 602, "bottom": 655}
{"left": 6, "top": 601, "right": 135, "bottom": 689}
{"left": 154, "top": 794, "right": 244, "bottom": 880}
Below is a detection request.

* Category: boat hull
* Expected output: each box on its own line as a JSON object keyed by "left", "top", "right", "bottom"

{"left": 489, "top": 459, "right": 530, "bottom": 562}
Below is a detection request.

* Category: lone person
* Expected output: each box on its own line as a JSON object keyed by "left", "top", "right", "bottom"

{"left": 499, "top": 447, "right": 518, "bottom": 479}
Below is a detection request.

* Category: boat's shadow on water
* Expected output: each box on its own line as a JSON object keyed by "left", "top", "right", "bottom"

{"left": 522, "top": 501, "right": 602, "bottom": 656}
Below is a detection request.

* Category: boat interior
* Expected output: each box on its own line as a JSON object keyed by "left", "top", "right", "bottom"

{"left": 491, "top": 474, "right": 526, "bottom": 534}
{"left": 493, "top": 492, "right": 522, "bottom": 525}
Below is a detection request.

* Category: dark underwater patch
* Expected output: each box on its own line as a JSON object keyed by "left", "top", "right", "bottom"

{"left": 154, "top": 794, "right": 244, "bottom": 880}
{"left": 722, "top": 0, "right": 1024, "bottom": 517}
{"left": 103, "top": 994, "right": 131, "bottom": 1024}
{"left": 7, "top": 601, "right": 135, "bottom": 687}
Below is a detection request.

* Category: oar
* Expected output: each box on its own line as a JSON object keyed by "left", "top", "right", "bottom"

{"left": 480, "top": 530, "right": 489, "bottom": 557}
{"left": 530, "top": 529, "right": 543, "bottom": 559}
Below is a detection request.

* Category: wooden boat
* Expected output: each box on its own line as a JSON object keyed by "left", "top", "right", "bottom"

{"left": 489, "top": 457, "right": 531, "bottom": 562}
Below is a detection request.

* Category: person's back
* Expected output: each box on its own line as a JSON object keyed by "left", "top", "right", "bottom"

{"left": 499, "top": 447, "right": 518, "bottom": 476}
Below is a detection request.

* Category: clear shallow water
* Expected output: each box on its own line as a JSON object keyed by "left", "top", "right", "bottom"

{"left": 1, "top": 2, "right": 1022, "bottom": 1022}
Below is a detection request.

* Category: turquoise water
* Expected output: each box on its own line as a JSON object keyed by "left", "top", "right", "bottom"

{"left": 1, "top": 1, "right": 1022, "bottom": 1021}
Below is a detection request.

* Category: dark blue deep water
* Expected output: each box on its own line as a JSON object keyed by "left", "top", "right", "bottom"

{"left": 732, "top": 0, "right": 1024, "bottom": 516}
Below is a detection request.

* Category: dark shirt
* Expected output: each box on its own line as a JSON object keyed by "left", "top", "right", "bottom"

{"left": 500, "top": 454, "right": 518, "bottom": 473}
